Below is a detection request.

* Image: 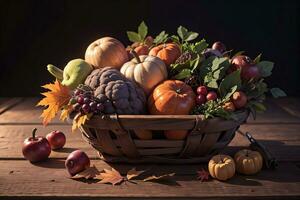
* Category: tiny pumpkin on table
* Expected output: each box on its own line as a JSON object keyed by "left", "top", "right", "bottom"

{"left": 234, "top": 149, "right": 263, "bottom": 175}
{"left": 208, "top": 154, "right": 236, "bottom": 181}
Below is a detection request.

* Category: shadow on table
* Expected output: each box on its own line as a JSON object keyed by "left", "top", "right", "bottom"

{"left": 53, "top": 147, "right": 78, "bottom": 153}
{"left": 32, "top": 158, "right": 65, "bottom": 169}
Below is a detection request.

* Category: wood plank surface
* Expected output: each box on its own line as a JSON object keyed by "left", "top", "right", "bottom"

{"left": 273, "top": 97, "right": 300, "bottom": 118}
{"left": 0, "top": 98, "right": 300, "bottom": 124}
{"left": 0, "top": 98, "right": 299, "bottom": 199}
{"left": 0, "top": 98, "right": 24, "bottom": 115}
{"left": 0, "top": 160, "right": 299, "bottom": 199}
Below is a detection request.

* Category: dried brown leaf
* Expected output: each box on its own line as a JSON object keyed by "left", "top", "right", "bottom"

{"left": 98, "top": 168, "right": 124, "bottom": 185}
{"left": 143, "top": 173, "right": 175, "bottom": 182}
{"left": 126, "top": 168, "right": 145, "bottom": 180}
{"left": 71, "top": 165, "right": 100, "bottom": 179}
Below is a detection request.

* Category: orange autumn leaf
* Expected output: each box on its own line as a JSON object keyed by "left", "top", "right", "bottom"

{"left": 71, "top": 165, "right": 100, "bottom": 179}
{"left": 97, "top": 168, "right": 145, "bottom": 185}
{"left": 60, "top": 105, "right": 74, "bottom": 122}
{"left": 37, "top": 80, "right": 71, "bottom": 126}
{"left": 72, "top": 113, "right": 91, "bottom": 132}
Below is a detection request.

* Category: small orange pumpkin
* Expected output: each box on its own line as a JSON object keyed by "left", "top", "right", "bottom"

{"left": 208, "top": 155, "right": 236, "bottom": 181}
{"left": 148, "top": 80, "right": 196, "bottom": 115}
{"left": 234, "top": 149, "right": 263, "bottom": 175}
{"left": 85, "top": 37, "right": 128, "bottom": 69}
{"left": 149, "top": 43, "right": 181, "bottom": 66}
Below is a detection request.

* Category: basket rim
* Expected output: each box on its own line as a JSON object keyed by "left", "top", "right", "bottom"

{"left": 84, "top": 109, "right": 249, "bottom": 131}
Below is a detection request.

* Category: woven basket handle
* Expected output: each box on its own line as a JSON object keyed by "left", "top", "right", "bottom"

{"left": 180, "top": 115, "right": 207, "bottom": 157}
{"left": 110, "top": 114, "right": 140, "bottom": 158}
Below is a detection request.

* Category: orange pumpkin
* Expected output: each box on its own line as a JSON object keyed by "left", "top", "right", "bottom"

{"left": 85, "top": 37, "right": 128, "bottom": 69}
{"left": 149, "top": 43, "right": 181, "bottom": 66}
{"left": 148, "top": 80, "right": 196, "bottom": 115}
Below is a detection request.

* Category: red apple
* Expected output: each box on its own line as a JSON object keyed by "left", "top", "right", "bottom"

{"left": 231, "top": 55, "right": 253, "bottom": 70}
{"left": 206, "top": 91, "right": 218, "bottom": 101}
{"left": 22, "top": 128, "right": 51, "bottom": 162}
{"left": 65, "top": 150, "right": 90, "bottom": 176}
{"left": 231, "top": 91, "right": 247, "bottom": 109}
{"left": 46, "top": 130, "right": 66, "bottom": 150}
{"left": 242, "top": 65, "right": 260, "bottom": 80}
{"left": 196, "top": 86, "right": 208, "bottom": 96}
{"left": 212, "top": 41, "right": 226, "bottom": 54}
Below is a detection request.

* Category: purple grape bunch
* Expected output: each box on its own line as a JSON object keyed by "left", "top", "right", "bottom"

{"left": 69, "top": 84, "right": 104, "bottom": 115}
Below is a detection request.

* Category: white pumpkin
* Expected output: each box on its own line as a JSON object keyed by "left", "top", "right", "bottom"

{"left": 120, "top": 53, "right": 168, "bottom": 95}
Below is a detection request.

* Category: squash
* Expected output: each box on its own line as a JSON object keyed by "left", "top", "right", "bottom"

{"left": 148, "top": 80, "right": 196, "bottom": 115}
{"left": 85, "top": 37, "right": 128, "bottom": 69}
{"left": 208, "top": 155, "right": 235, "bottom": 181}
{"left": 234, "top": 149, "right": 263, "bottom": 175}
{"left": 134, "top": 129, "right": 152, "bottom": 140}
{"left": 120, "top": 51, "right": 167, "bottom": 95}
{"left": 149, "top": 43, "right": 181, "bottom": 66}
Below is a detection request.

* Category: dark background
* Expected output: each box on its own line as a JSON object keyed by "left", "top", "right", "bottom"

{"left": 0, "top": 0, "right": 299, "bottom": 97}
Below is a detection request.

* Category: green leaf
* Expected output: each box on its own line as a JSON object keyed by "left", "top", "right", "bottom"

{"left": 270, "top": 88, "right": 287, "bottom": 98}
{"left": 250, "top": 101, "right": 267, "bottom": 112}
{"left": 219, "top": 69, "right": 242, "bottom": 97}
{"left": 223, "top": 85, "right": 238, "bottom": 101}
{"left": 191, "top": 55, "right": 202, "bottom": 73}
{"left": 153, "top": 31, "right": 168, "bottom": 44}
{"left": 177, "top": 26, "right": 188, "bottom": 40}
{"left": 207, "top": 80, "right": 218, "bottom": 88}
{"left": 257, "top": 61, "right": 274, "bottom": 77}
{"left": 254, "top": 53, "right": 262, "bottom": 64}
{"left": 185, "top": 32, "right": 199, "bottom": 41}
{"left": 246, "top": 80, "right": 268, "bottom": 99}
{"left": 127, "top": 31, "right": 142, "bottom": 43}
{"left": 233, "top": 51, "right": 245, "bottom": 57}
{"left": 193, "top": 39, "right": 208, "bottom": 53}
{"left": 138, "top": 21, "right": 148, "bottom": 40}
{"left": 170, "top": 35, "right": 180, "bottom": 43}
{"left": 174, "top": 69, "right": 191, "bottom": 79}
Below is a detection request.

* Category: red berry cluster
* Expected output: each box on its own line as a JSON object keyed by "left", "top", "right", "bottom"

{"left": 195, "top": 86, "right": 218, "bottom": 105}
{"left": 69, "top": 85, "right": 104, "bottom": 115}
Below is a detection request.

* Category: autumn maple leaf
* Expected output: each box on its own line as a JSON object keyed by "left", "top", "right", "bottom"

{"left": 71, "top": 165, "right": 100, "bottom": 179}
{"left": 97, "top": 168, "right": 145, "bottom": 185}
{"left": 37, "top": 80, "right": 71, "bottom": 126}
{"left": 197, "top": 168, "right": 210, "bottom": 182}
{"left": 143, "top": 173, "right": 175, "bottom": 182}
{"left": 72, "top": 113, "right": 92, "bottom": 132}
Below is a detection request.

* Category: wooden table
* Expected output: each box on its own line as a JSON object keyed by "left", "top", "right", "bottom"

{"left": 0, "top": 98, "right": 300, "bottom": 199}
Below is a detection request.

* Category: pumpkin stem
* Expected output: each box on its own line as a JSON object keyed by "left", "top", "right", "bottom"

{"left": 175, "top": 88, "right": 182, "bottom": 94}
{"left": 130, "top": 50, "right": 141, "bottom": 63}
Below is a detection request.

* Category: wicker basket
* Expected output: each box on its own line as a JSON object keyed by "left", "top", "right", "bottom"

{"left": 80, "top": 110, "right": 249, "bottom": 163}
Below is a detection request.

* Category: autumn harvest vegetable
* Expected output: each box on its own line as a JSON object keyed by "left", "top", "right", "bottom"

{"left": 34, "top": 20, "right": 287, "bottom": 183}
